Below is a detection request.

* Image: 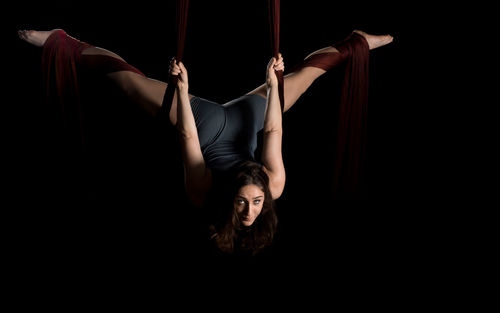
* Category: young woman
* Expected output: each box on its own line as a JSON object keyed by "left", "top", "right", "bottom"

{"left": 18, "top": 28, "right": 393, "bottom": 255}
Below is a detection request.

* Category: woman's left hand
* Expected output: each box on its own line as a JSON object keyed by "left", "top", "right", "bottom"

{"left": 266, "top": 53, "right": 284, "bottom": 88}
{"left": 169, "top": 58, "right": 189, "bottom": 92}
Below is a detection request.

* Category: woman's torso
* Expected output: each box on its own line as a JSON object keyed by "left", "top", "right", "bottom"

{"left": 190, "top": 94, "right": 267, "bottom": 171}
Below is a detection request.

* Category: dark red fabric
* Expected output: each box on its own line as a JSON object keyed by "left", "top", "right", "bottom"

{"left": 292, "top": 32, "right": 370, "bottom": 198}
{"left": 332, "top": 32, "right": 370, "bottom": 198}
{"left": 174, "top": 0, "right": 190, "bottom": 61}
{"left": 161, "top": 0, "right": 190, "bottom": 115}
{"left": 41, "top": 30, "right": 89, "bottom": 150}
{"left": 268, "top": 0, "right": 284, "bottom": 112}
{"left": 41, "top": 29, "right": 146, "bottom": 151}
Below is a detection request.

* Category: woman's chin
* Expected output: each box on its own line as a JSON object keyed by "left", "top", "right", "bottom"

{"left": 242, "top": 220, "right": 253, "bottom": 227}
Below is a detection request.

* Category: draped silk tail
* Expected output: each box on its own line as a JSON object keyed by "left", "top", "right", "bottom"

{"left": 297, "top": 32, "right": 370, "bottom": 199}
{"left": 41, "top": 29, "right": 145, "bottom": 151}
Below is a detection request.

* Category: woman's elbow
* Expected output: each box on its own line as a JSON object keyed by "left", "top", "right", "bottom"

{"left": 270, "top": 175, "right": 286, "bottom": 200}
{"left": 263, "top": 127, "right": 283, "bottom": 137}
{"left": 177, "top": 127, "right": 197, "bottom": 140}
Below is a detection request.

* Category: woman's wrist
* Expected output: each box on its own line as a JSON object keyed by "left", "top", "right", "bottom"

{"left": 267, "top": 81, "right": 278, "bottom": 90}
{"left": 176, "top": 83, "right": 189, "bottom": 93}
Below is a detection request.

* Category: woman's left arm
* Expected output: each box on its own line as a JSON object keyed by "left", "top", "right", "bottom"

{"left": 261, "top": 55, "right": 286, "bottom": 200}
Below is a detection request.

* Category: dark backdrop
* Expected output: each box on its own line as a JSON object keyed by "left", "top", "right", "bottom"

{"left": 5, "top": 0, "right": 455, "bottom": 300}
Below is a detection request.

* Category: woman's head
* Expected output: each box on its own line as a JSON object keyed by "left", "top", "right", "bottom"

{"left": 211, "top": 161, "right": 278, "bottom": 255}
{"left": 234, "top": 183, "right": 264, "bottom": 226}
{"left": 231, "top": 161, "right": 274, "bottom": 227}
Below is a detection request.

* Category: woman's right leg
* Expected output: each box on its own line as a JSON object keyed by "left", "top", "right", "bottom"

{"left": 18, "top": 29, "right": 188, "bottom": 125}
{"left": 247, "top": 30, "right": 393, "bottom": 112}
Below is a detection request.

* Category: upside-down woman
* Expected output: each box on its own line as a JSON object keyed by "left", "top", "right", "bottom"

{"left": 18, "top": 28, "right": 393, "bottom": 255}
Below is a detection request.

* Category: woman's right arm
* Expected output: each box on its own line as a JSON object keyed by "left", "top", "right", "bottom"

{"left": 261, "top": 55, "right": 286, "bottom": 200}
{"left": 170, "top": 60, "right": 211, "bottom": 207}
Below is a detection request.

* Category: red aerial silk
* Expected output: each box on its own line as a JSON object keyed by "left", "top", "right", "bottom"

{"left": 290, "top": 32, "right": 370, "bottom": 198}
{"left": 41, "top": 30, "right": 90, "bottom": 150}
{"left": 332, "top": 33, "right": 369, "bottom": 198}
{"left": 268, "top": 0, "right": 285, "bottom": 112}
{"left": 41, "top": 30, "right": 145, "bottom": 151}
{"left": 161, "top": 0, "right": 190, "bottom": 115}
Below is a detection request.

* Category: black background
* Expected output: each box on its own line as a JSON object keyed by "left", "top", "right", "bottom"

{"left": 5, "top": 0, "right": 473, "bottom": 303}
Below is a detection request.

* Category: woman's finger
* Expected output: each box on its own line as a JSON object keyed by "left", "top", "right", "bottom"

{"left": 274, "top": 60, "right": 284, "bottom": 70}
{"left": 171, "top": 63, "right": 181, "bottom": 71}
{"left": 268, "top": 57, "right": 276, "bottom": 68}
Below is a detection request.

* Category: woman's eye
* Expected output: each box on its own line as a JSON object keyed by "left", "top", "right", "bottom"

{"left": 237, "top": 200, "right": 245, "bottom": 205}
{"left": 253, "top": 200, "right": 261, "bottom": 205}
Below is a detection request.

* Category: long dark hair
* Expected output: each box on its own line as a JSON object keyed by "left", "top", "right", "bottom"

{"left": 209, "top": 161, "right": 278, "bottom": 255}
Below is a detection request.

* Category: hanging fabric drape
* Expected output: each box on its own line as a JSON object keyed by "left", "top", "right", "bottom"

{"left": 161, "top": 0, "right": 190, "bottom": 115}
{"left": 268, "top": 0, "right": 285, "bottom": 112}
{"left": 41, "top": 30, "right": 147, "bottom": 153}
{"left": 331, "top": 33, "right": 370, "bottom": 199}
{"left": 42, "top": 30, "right": 91, "bottom": 152}
{"left": 285, "top": 32, "right": 370, "bottom": 199}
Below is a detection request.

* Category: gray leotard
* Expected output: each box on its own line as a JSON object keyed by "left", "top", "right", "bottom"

{"left": 190, "top": 94, "right": 267, "bottom": 171}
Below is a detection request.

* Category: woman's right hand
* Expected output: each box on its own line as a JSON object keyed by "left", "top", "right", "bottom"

{"left": 169, "top": 58, "right": 189, "bottom": 92}
{"left": 266, "top": 53, "right": 284, "bottom": 88}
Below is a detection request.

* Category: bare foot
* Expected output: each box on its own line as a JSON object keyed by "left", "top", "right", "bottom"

{"left": 17, "top": 29, "right": 60, "bottom": 47}
{"left": 353, "top": 30, "right": 393, "bottom": 50}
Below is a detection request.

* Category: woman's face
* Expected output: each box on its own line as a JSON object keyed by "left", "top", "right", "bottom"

{"left": 234, "top": 184, "right": 265, "bottom": 226}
